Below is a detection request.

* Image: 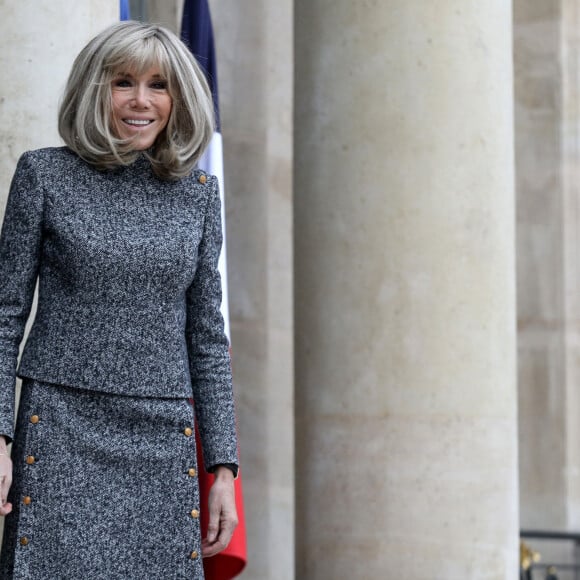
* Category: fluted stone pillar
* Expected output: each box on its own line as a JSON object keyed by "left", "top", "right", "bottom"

{"left": 208, "top": 2, "right": 295, "bottom": 578}
{"left": 514, "top": 0, "right": 566, "bottom": 531}
{"left": 561, "top": 0, "right": 580, "bottom": 532}
{"left": 0, "top": 0, "right": 118, "bottom": 542}
{"left": 295, "top": 2, "right": 518, "bottom": 578}
{"left": 515, "top": 0, "right": 580, "bottom": 568}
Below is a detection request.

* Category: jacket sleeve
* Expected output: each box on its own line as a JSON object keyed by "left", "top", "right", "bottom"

{"left": 0, "top": 152, "right": 44, "bottom": 441}
{"left": 185, "top": 174, "right": 239, "bottom": 472}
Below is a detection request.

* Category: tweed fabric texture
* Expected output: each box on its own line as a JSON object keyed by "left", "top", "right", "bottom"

{"left": 0, "top": 147, "right": 238, "bottom": 471}
{"left": 0, "top": 377, "right": 205, "bottom": 579}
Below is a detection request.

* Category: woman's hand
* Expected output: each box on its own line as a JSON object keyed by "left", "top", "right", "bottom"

{"left": 201, "top": 466, "right": 238, "bottom": 557}
{"left": 0, "top": 436, "right": 12, "bottom": 516}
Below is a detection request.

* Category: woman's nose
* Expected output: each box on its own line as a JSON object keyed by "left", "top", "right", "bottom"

{"left": 131, "top": 85, "right": 150, "bottom": 108}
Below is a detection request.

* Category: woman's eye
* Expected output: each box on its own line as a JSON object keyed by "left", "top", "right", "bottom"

{"left": 150, "top": 80, "right": 168, "bottom": 90}
{"left": 113, "top": 78, "right": 132, "bottom": 88}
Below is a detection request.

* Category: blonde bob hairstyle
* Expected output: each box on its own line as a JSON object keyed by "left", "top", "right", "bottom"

{"left": 58, "top": 20, "right": 215, "bottom": 180}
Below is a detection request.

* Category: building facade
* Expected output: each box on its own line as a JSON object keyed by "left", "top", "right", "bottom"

{"left": 0, "top": 1, "right": 577, "bottom": 578}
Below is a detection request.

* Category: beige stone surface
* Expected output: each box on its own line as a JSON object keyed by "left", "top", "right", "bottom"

{"left": 515, "top": 0, "right": 580, "bottom": 568}
{"left": 143, "top": 0, "right": 184, "bottom": 32}
{"left": 561, "top": 0, "right": 580, "bottom": 531}
{"left": 294, "top": 1, "right": 518, "bottom": 578}
{"left": 208, "top": 1, "right": 295, "bottom": 579}
{"left": 0, "top": 2, "right": 118, "bottom": 202}
{"left": 514, "top": 0, "right": 566, "bottom": 527}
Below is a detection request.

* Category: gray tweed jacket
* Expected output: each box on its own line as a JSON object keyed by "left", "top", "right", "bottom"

{"left": 0, "top": 147, "right": 238, "bottom": 470}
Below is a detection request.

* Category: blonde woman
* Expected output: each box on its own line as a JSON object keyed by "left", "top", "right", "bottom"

{"left": 0, "top": 21, "right": 238, "bottom": 579}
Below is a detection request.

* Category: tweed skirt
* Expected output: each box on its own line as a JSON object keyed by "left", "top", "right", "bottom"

{"left": 0, "top": 377, "right": 204, "bottom": 579}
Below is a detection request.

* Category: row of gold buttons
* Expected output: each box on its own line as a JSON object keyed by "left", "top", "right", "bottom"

{"left": 184, "top": 425, "right": 199, "bottom": 561}
{"left": 20, "top": 414, "right": 40, "bottom": 547}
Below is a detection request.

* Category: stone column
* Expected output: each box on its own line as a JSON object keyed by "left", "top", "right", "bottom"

{"left": 0, "top": 2, "right": 118, "bottom": 196}
{"left": 294, "top": 2, "right": 518, "bottom": 578}
{"left": 142, "top": 0, "right": 184, "bottom": 32}
{"left": 562, "top": 0, "right": 580, "bottom": 531}
{"left": 514, "top": 0, "right": 566, "bottom": 531}
{"left": 208, "top": 2, "right": 295, "bottom": 579}
{"left": 516, "top": 0, "right": 580, "bottom": 568}
{"left": 0, "top": 0, "right": 118, "bottom": 542}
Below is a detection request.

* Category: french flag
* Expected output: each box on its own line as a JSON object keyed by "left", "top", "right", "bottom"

{"left": 120, "top": 0, "right": 130, "bottom": 21}
{"left": 181, "top": 2, "right": 247, "bottom": 579}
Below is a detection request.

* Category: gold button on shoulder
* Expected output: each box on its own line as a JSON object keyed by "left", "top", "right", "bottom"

{"left": 198, "top": 174, "right": 207, "bottom": 185}
{"left": 22, "top": 496, "right": 32, "bottom": 506}
{"left": 188, "top": 468, "right": 197, "bottom": 477}
{"left": 20, "top": 537, "right": 29, "bottom": 546}
{"left": 30, "top": 415, "right": 39, "bottom": 424}
{"left": 183, "top": 427, "right": 193, "bottom": 437}
{"left": 190, "top": 550, "right": 199, "bottom": 559}
{"left": 25, "top": 455, "right": 35, "bottom": 465}
{"left": 190, "top": 509, "right": 199, "bottom": 519}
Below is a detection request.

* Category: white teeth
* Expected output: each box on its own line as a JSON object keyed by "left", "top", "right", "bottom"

{"left": 124, "top": 119, "right": 152, "bottom": 126}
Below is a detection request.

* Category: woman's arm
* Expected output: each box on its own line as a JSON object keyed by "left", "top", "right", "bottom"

{"left": 0, "top": 152, "right": 44, "bottom": 514}
{"left": 185, "top": 173, "right": 239, "bottom": 554}
{"left": 185, "top": 173, "right": 238, "bottom": 470}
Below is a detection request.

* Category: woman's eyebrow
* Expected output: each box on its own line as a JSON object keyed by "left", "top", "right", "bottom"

{"left": 113, "top": 72, "right": 166, "bottom": 79}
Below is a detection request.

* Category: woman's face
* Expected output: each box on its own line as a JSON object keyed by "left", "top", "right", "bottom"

{"left": 110, "top": 66, "right": 172, "bottom": 150}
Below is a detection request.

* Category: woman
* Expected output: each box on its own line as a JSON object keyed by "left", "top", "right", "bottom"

{"left": 0, "top": 20, "right": 238, "bottom": 579}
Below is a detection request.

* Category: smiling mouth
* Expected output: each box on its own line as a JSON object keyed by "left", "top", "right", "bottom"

{"left": 123, "top": 119, "right": 154, "bottom": 126}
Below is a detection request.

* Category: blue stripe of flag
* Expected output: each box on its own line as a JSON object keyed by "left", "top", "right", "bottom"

{"left": 120, "top": 0, "right": 131, "bottom": 21}
{"left": 180, "top": 0, "right": 220, "bottom": 130}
